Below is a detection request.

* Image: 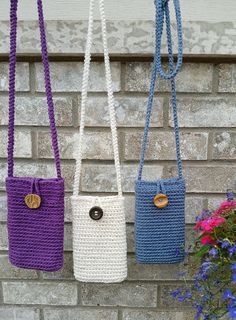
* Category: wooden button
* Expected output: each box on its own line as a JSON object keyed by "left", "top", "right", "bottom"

{"left": 25, "top": 194, "right": 41, "bottom": 209}
{"left": 154, "top": 194, "right": 168, "bottom": 208}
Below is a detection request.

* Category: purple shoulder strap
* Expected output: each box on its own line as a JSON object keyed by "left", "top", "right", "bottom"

{"left": 8, "top": 0, "right": 62, "bottom": 178}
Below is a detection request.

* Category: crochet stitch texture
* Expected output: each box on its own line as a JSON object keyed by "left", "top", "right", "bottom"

{"left": 135, "top": 0, "right": 186, "bottom": 264}
{"left": 72, "top": 0, "right": 127, "bottom": 283}
{"left": 6, "top": 0, "right": 64, "bottom": 271}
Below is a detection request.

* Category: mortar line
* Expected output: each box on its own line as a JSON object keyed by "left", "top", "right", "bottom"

{"left": 2, "top": 156, "right": 236, "bottom": 165}
{"left": 207, "top": 131, "right": 214, "bottom": 162}
{"left": 212, "top": 63, "right": 220, "bottom": 94}
{"left": 1, "top": 191, "right": 229, "bottom": 198}
{"left": 118, "top": 308, "right": 123, "bottom": 320}
{"left": 29, "top": 62, "right": 36, "bottom": 94}
{"left": 2, "top": 90, "right": 236, "bottom": 98}
{"left": 0, "top": 281, "right": 3, "bottom": 304}
{"left": 120, "top": 61, "right": 127, "bottom": 93}
{"left": 31, "top": 130, "right": 38, "bottom": 160}
{"left": 77, "top": 281, "right": 81, "bottom": 306}
{"left": 156, "top": 283, "right": 161, "bottom": 309}
{"left": 71, "top": 95, "right": 79, "bottom": 129}
{"left": 39, "top": 308, "right": 44, "bottom": 320}
{"left": 1, "top": 125, "right": 236, "bottom": 134}
{"left": 2, "top": 54, "right": 236, "bottom": 63}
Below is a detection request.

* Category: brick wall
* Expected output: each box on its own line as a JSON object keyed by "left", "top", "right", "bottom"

{"left": 0, "top": 59, "right": 236, "bottom": 320}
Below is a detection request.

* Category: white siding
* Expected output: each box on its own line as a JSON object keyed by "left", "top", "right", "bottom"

{"left": 0, "top": 0, "right": 235, "bottom": 22}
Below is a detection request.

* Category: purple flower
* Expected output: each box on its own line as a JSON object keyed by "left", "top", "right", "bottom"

{"left": 177, "top": 295, "right": 186, "bottom": 301}
{"left": 194, "top": 279, "right": 204, "bottom": 291}
{"left": 229, "top": 307, "right": 236, "bottom": 319}
{"left": 223, "top": 288, "right": 235, "bottom": 300}
{"left": 232, "top": 274, "right": 236, "bottom": 284}
{"left": 202, "top": 261, "right": 213, "bottom": 269}
{"left": 228, "top": 243, "right": 236, "bottom": 257}
{"left": 231, "top": 262, "right": 236, "bottom": 271}
{"left": 170, "top": 288, "right": 182, "bottom": 299}
{"left": 229, "top": 299, "right": 236, "bottom": 308}
{"left": 184, "top": 290, "right": 192, "bottom": 299}
{"left": 196, "top": 272, "right": 208, "bottom": 281}
{"left": 196, "top": 210, "right": 211, "bottom": 222}
{"left": 196, "top": 262, "right": 214, "bottom": 281}
{"left": 201, "top": 295, "right": 208, "bottom": 302}
{"left": 220, "top": 239, "right": 231, "bottom": 249}
{"left": 209, "top": 248, "right": 218, "bottom": 258}
{"left": 194, "top": 304, "right": 203, "bottom": 319}
{"left": 177, "top": 289, "right": 192, "bottom": 301}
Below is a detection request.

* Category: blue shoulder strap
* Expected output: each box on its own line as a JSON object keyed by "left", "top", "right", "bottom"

{"left": 138, "top": 0, "right": 183, "bottom": 180}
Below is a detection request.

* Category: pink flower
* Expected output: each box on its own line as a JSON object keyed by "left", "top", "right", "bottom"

{"left": 194, "top": 221, "right": 202, "bottom": 230}
{"left": 201, "top": 235, "right": 215, "bottom": 245}
{"left": 214, "top": 201, "right": 236, "bottom": 215}
{"left": 200, "top": 220, "right": 214, "bottom": 233}
{"left": 210, "top": 216, "right": 225, "bottom": 227}
{"left": 194, "top": 216, "right": 225, "bottom": 233}
{"left": 220, "top": 201, "right": 236, "bottom": 209}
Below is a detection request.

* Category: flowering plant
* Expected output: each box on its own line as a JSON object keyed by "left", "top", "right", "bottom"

{"left": 171, "top": 192, "right": 236, "bottom": 319}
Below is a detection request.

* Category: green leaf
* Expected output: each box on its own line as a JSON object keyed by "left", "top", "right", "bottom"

{"left": 196, "top": 245, "right": 211, "bottom": 258}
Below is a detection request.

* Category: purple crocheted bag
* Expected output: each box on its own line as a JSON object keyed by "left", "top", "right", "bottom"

{"left": 6, "top": 0, "right": 64, "bottom": 271}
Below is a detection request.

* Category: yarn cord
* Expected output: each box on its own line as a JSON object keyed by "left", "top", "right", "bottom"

{"left": 138, "top": 0, "right": 183, "bottom": 180}
{"left": 73, "top": 0, "right": 122, "bottom": 196}
{"left": 8, "top": 0, "right": 61, "bottom": 178}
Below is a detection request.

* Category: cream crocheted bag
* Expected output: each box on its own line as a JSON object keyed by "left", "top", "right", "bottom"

{"left": 71, "top": 0, "right": 127, "bottom": 283}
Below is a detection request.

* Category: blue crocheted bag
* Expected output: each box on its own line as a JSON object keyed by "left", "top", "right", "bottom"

{"left": 135, "top": 0, "right": 186, "bottom": 264}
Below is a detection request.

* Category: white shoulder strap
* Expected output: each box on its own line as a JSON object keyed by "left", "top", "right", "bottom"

{"left": 73, "top": 0, "right": 122, "bottom": 197}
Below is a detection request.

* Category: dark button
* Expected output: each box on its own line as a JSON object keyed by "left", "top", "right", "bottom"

{"left": 89, "top": 206, "right": 103, "bottom": 221}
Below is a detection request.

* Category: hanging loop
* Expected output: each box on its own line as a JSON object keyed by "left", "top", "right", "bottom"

{"left": 162, "top": 0, "right": 169, "bottom": 8}
{"left": 8, "top": 0, "right": 62, "bottom": 178}
{"left": 155, "top": 0, "right": 183, "bottom": 80}
{"left": 138, "top": 0, "right": 183, "bottom": 181}
{"left": 73, "top": 0, "right": 123, "bottom": 197}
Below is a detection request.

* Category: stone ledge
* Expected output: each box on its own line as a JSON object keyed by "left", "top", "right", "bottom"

{"left": 0, "top": 20, "right": 236, "bottom": 55}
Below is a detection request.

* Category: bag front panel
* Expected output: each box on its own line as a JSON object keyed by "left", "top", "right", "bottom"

{"left": 72, "top": 196, "right": 127, "bottom": 283}
{"left": 6, "top": 177, "right": 64, "bottom": 271}
{"left": 135, "top": 178, "right": 185, "bottom": 264}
